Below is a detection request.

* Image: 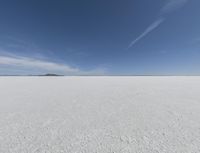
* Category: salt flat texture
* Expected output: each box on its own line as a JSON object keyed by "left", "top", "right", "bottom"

{"left": 0, "top": 76, "right": 200, "bottom": 153}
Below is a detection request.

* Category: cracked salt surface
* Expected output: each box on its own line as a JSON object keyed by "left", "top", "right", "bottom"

{"left": 0, "top": 76, "right": 200, "bottom": 153}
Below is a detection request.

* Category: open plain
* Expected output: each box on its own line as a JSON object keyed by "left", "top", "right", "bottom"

{"left": 0, "top": 76, "right": 200, "bottom": 153}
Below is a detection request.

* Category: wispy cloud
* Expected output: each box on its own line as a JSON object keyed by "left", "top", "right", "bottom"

{"left": 0, "top": 54, "right": 107, "bottom": 75}
{"left": 0, "top": 36, "right": 54, "bottom": 60}
{"left": 128, "top": 18, "right": 164, "bottom": 48}
{"left": 161, "top": 0, "right": 188, "bottom": 14}
{"left": 0, "top": 55, "right": 79, "bottom": 74}
{"left": 128, "top": 0, "right": 188, "bottom": 48}
{"left": 0, "top": 36, "right": 107, "bottom": 75}
{"left": 191, "top": 38, "right": 200, "bottom": 45}
{"left": 79, "top": 68, "right": 107, "bottom": 76}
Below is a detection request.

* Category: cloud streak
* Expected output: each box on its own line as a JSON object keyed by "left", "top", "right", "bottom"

{"left": 0, "top": 55, "right": 79, "bottom": 74}
{"left": 161, "top": 0, "right": 188, "bottom": 14}
{"left": 128, "top": 18, "right": 164, "bottom": 48}
{"left": 0, "top": 54, "right": 107, "bottom": 75}
{"left": 128, "top": 0, "right": 188, "bottom": 48}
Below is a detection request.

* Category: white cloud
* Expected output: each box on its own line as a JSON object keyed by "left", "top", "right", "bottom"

{"left": 191, "top": 38, "right": 200, "bottom": 44}
{"left": 128, "top": 18, "right": 164, "bottom": 48}
{"left": 128, "top": 0, "right": 189, "bottom": 48}
{"left": 0, "top": 55, "right": 79, "bottom": 74}
{"left": 161, "top": 0, "right": 188, "bottom": 14}
{"left": 78, "top": 68, "right": 107, "bottom": 76}
{"left": 0, "top": 55, "right": 107, "bottom": 75}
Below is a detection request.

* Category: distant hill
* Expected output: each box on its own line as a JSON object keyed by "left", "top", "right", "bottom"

{"left": 40, "top": 73, "right": 64, "bottom": 76}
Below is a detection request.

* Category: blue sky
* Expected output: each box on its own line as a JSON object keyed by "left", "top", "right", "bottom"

{"left": 0, "top": 0, "right": 200, "bottom": 75}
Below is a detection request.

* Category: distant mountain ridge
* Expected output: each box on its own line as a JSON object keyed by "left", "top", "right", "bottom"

{"left": 40, "top": 73, "right": 64, "bottom": 76}
{"left": 0, "top": 73, "right": 64, "bottom": 76}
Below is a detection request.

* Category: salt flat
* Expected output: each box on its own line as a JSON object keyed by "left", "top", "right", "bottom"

{"left": 0, "top": 76, "right": 200, "bottom": 153}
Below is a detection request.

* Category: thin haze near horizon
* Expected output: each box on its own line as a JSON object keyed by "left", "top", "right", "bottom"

{"left": 0, "top": 0, "right": 200, "bottom": 75}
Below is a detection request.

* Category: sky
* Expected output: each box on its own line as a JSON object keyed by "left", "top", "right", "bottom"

{"left": 0, "top": 0, "right": 200, "bottom": 75}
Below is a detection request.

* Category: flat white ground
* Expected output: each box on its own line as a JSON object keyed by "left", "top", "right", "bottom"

{"left": 0, "top": 77, "right": 200, "bottom": 153}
